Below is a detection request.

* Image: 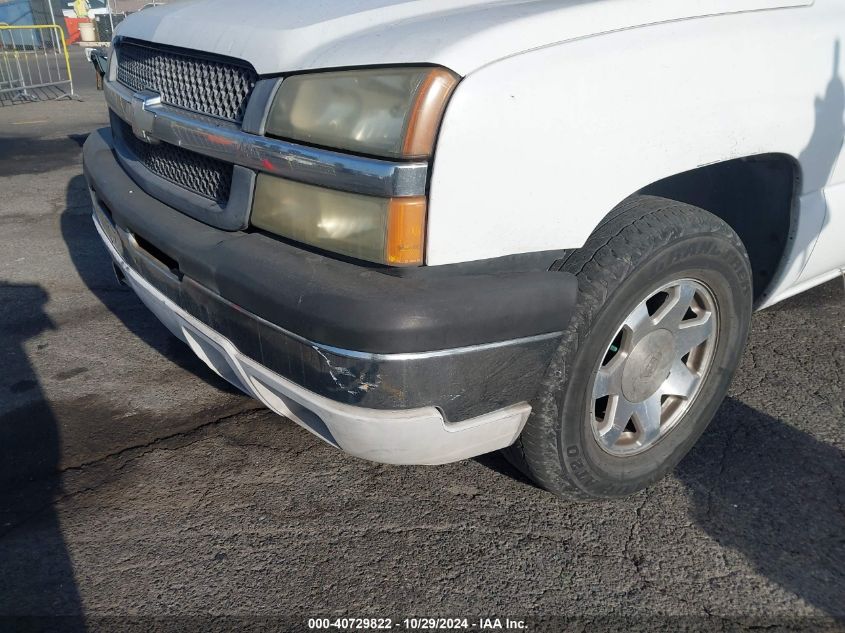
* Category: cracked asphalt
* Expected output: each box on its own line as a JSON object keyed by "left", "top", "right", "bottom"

{"left": 0, "top": 50, "right": 843, "bottom": 631}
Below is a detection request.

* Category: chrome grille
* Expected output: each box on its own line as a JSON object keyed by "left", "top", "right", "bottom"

{"left": 115, "top": 40, "right": 258, "bottom": 123}
{"left": 115, "top": 117, "right": 233, "bottom": 204}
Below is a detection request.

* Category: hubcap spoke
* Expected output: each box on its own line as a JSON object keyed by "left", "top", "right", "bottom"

{"left": 661, "top": 359, "right": 700, "bottom": 398}
{"left": 593, "top": 357, "right": 624, "bottom": 399}
{"left": 675, "top": 313, "right": 714, "bottom": 356}
{"left": 656, "top": 282, "right": 696, "bottom": 329}
{"left": 633, "top": 393, "right": 663, "bottom": 443}
{"left": 600, "top": 396, "right": 634, "bottom": 446}
{"left": 622, "top": 302, "right": 653, "bottom": 343}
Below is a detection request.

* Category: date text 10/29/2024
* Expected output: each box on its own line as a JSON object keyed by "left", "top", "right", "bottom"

{"left": 308, "top": 618, "right": 528, "bottom": 630}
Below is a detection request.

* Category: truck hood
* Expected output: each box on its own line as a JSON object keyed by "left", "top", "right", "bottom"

{"left": 116, "top": 0, "right": 811, "bottom": 76}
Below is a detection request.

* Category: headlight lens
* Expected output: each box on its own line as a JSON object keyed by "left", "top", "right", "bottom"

{"left": 265, "top": 67, "right": 459, "bottom": 159}
{"left": 252, "top": 174, "right": 427, "bottom": 266}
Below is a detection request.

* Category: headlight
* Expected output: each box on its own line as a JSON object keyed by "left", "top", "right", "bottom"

{"left": 256, "top": 67, "right": 458, "bottom": 265}
{"left": 265, "top": 67, "right": 459, "bottom": 159}
{"left": 252, "top": 175, "right": 427, "bottom": 266}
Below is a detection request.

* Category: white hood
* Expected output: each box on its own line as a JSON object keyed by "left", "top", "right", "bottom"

{"left": 115, "top": 0, "right": 811, "bottom": 76}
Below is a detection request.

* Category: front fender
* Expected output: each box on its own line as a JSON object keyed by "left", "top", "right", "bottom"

{"left": 426, "top": 1, "right": 842, "bottom": 265}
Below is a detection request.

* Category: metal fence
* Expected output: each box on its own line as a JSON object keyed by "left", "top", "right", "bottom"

{"left": 0, "top": 23, "right": 73, "bottom": 103}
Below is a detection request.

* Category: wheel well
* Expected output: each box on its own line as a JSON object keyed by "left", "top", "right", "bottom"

{"left": 638, "top": 154, "right": 799, "bottom": 303}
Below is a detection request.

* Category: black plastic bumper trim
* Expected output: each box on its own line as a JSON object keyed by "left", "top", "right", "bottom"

{"left": 83, "top": 127, "right": 578, "bottom": 355}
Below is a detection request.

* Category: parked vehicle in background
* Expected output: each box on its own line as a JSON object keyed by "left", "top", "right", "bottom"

{"left": 83, "top": 0, "right": 845, "bottom": 499}
{"left": 87, "top": 46, "right": 108, "bottom": 89}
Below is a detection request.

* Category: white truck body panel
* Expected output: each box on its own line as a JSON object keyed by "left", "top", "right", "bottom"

{"left": 427, "top": 1, "right": 845, "bottom": 308}
{"left": 117, "top": 0, "right": 811, "bottom": 76}
{"left": 117, "top": 0, "right": 845, "bottom": 308}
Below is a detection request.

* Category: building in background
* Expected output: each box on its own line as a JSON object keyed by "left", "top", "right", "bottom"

{"left": 0, "top": 0, "right": 61, "bottom": 27}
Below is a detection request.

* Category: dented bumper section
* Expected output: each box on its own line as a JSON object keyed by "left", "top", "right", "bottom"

{"left": 98, "top": 219, "right": 536, "bottom": 464}
{"left": 82, "top": 128, "right": 577, "bottom": 464}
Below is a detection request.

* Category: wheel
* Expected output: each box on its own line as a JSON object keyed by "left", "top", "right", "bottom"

{"left": 509, "top": 195, "right": 753, "bottom": 499}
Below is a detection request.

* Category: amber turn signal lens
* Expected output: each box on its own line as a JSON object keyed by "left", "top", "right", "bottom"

{"left": 252, "top": 174, "right": 427, "bottom": 266}
{"left": 402, "top": 68, "right": 460, "bottom": 158}
{"left": 386, "top": 197, "right": 427, "bottom": 265}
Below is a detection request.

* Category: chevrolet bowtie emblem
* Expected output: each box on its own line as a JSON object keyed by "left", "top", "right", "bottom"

{"left": 131, "top": 90, "right": 162, "bottom": 144}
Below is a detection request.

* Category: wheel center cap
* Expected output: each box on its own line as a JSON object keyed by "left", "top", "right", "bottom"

{"left": 621, "top": 329, "right": 675, "bottom": 402}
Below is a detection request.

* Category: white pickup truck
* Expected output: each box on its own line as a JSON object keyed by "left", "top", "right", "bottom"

{"left": 83, "top": 0, "right": 844, "bottom": 499}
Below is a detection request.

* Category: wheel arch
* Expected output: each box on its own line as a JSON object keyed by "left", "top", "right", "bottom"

{"left": 635, "top": 153, "right": 802, "bottom": 305}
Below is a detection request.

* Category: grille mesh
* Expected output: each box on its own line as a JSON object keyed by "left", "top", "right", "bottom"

{"left": 115, "top": 40, "right": 258, "bottom": 122}
{"left": 117, "top": 118, "right": 233, "bottom": 204}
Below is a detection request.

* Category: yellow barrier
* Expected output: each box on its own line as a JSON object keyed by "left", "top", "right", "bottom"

{"left": 0, "top": 24, "right": 74, "bottom": 102}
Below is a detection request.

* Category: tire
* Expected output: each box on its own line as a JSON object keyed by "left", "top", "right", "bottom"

{"left": 508, "top": 195, "right": 753, "bottom": 499}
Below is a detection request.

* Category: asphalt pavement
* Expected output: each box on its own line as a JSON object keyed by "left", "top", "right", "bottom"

{"left": 0, "top": 49, "right": 843, "bottom": 632}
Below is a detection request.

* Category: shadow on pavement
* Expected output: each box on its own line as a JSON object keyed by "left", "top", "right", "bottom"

{"left": 0, "top": 135, "right": 86, "bottom": 177}
{"left": 474, "top": 450, "right": 542, "bottom": 490}
{"left": 676, "top": 397, "right": 844, "bottom": 621}
{"left": 0, "top": 85, "right": 71, "bottom": 107}
{"left": 674, "top": 42, "right": 844, "bottom": 615}
{"left": 60, "top": 173, "right": 240, "bottom": 395}
{"left": 0, "top": 282, "right": 85, "bottom": 628}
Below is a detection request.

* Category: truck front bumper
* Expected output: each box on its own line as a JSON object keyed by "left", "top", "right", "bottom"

{"left": 83, "top": 127, "right": 577, "bottom": 465}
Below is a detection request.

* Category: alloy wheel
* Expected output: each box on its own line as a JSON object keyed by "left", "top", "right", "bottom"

{"left": 589, "top": 279, "right": 719, "bottom": 456}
